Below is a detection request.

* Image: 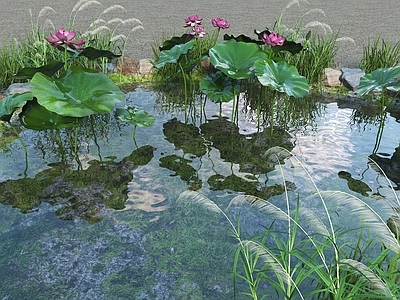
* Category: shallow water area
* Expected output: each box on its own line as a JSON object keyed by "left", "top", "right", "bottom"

{"left": 0, "top": 86, "right": 399, "bottom": 299}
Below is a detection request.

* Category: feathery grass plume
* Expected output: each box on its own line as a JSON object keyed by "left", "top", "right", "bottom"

{"left": 70, "top": 0, "right": 102, "bottom": 27}
{"left": 340, "top": 258, "right": 394, "bottom": 298}
{"left": 177, "top": 190, "right": 266, "bottom": 299}
{"left": 303, "top": 21, "right": 332, "bottom": 35}
{"left": 245, "top": 240, "right": 306, "bottom": 300}
{"left": 97, "top": 4, "right": 126, "bottom": 20}
{"left": 35, "top": 6, "right": 57, "bottom": 29}
{"left": 319, "top": 190, "right": 400, "bottom": 253}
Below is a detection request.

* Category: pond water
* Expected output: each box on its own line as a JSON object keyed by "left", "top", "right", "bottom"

{"left": 0, "top": 86, "right": 399, "bottom": 299}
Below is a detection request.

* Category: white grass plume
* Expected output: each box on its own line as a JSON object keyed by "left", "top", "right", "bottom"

{"left": 245, "top": 240, "right": 306, "bottom": 300}
{"left": 284, "top": 0, "right": 309, "bottom": 10}
{"left": 340, "top": 258, "right": 394, "bottom": 298}
{"left": 37, "top": 6, "right": 57, "bottom": 20}
{"left": 304, "top": 21, "right": 332, "bottom": 35}
{"left": 318, "top": 190, "right": 400, "bottom": 253}
{"left": 76, "top": 0, "right": 102, "bottom": 12}
{"left": 72, "top": 0, "right": 89, "bottom": 13}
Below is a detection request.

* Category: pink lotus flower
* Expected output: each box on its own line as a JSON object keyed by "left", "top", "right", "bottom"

{"left": 189, "top": 26, "right": 207, "bottom": 38}
{"left": 262, "top": 32, "right": 286, "bottom": 46}
{"left": 211, "top": 18, "right": 230, "bottom": 29}
{"left": 45, "top": 28, "right": 85, "bottom": 50}
{"left": 184, "top": 15, "right": 203, "bottom": 28}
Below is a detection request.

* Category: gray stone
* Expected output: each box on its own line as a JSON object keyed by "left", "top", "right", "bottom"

{"left": 340, "top": 68, "right": 365, "bottom": 91}
{"left": 5, "top": 82, "right": 30, "bottom": 95}
{"left": 323, "top": 68, "right": 342, "bottom": 87}
{"left": 139, "top": 58, "right": 153, "bottom": 75}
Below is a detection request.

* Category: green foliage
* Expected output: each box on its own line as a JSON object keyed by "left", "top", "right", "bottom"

{"left": 199, "top": 71, "right": 238, "bottom": 103}
{"left": 30, "top": 66, "right": 125, "bottom": 117}
{"left": 209, "top": 40, "right": 268, "bottom": 80}
{"left": 0, "top": 0, "right": 143, "bottom": 88}
{"left": 19, "top": 99, "right": 79, "bottom": 130}
{"left": 357, "top": 66, "right": 400, "bottom": 97}
{"left": 115, "top": 106, "right": 156, "bottom": 128}
{"left": 178, "top": 147, "right": 400, "bottom": 299}
{"left": 0, "top": 92, "right": 33, "bottom": 122}
{"left": 360, "top": 36, "right": 400, "bottom": 74}
{"left": 154, "top": 40, "right": 196, "bottom": 69}
{"left": 286, "top": 32, "right": 339, "bottom": 85}
{"left": 254, "top": 59, "right": 309, "bottom": 98}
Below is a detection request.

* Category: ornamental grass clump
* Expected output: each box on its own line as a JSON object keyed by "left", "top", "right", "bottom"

{"left": 360, "top": 36, "right": 400, "bottom": 74}
{"left": 177, "top": 146, "right": 400, "bottom": 299}
{"left": 0, "top": 0, "right": 143, "bottom": 89}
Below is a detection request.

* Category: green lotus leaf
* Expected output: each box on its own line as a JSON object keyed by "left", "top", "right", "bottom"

{"left": 154, "top": 40, "right": 196, "bottom": 69}
{"left": 199, "top": 71, "right": 238, "bottom": 103}
{"left": 357, "top": 66, "right": 400, "bottom": 96}
{"left": 209, "top": 39, "right": 268, "bottom": 79}
{"left": 115, "top": 106, "right": 155, "bottom": 127}
{"left": 387, "top": 82, "right": 400, "bottom": 93}
{"left": 19, "top": 99, "right": 79, "bottom": 130}
{"left": 79, "top": 46, "right": 121, "bottom": 60}
{"left": 0, "top": 92, "right": 33, "bottom": 122}
{"left": 13, "top": 60, "right": 64, "bottom": 80}
{"left": 223, "top": 34, "right": 263, "bottom": 45}
{"left": 159, "top": 34, "right": 194, "bottom": 51}
{"left": 254, "top": 58, "right": 309, "bottom": 98}
{"left": 30, "top": 66, "right": 125, "bottom": 117}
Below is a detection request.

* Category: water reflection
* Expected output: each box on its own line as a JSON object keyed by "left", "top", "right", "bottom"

{"left": 0, "top": 145, "right": 156, "bottom": 223}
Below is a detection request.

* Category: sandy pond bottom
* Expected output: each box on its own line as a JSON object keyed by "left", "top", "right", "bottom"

{"left": 0, "top": 87, "right": 399, "bottom": 299}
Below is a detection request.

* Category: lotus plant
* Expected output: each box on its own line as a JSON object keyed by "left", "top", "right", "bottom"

{"left": 45, "top": 28, "right": 85, "bottom": 50}
{"left": 262, "top": 31, "right": 286, "bottom": 47}
{"left": 0, "top": 25, "right": 153, "bottom": 149}
{"left": 154, "top": 15, "right": 309, "bottom": 125}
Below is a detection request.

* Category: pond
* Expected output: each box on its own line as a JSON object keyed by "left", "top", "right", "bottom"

{"left": 0, "top": 86, "right": 399, "bottom": 299}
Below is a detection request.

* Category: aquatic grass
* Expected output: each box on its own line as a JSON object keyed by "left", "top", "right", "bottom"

{"left": 178, "top": 146, "right": 400, "bottom": 299}
{"left": 360, "top": 36, "right": 400, "bottom": 74}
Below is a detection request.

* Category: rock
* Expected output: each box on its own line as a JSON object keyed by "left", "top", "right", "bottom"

{"left": 5, "top": 82, "right": 30, "bottom": 95}
{"left": 340, "top": 68, "right": 365, "bottom": 91}
{"left": 117, "top": 56, "right": 138, "bottom": 75}
{"left": 139, "top": 58, "right": 153, "bottom": 75}
{"left": 323, "top": 68, "right": 342, "bottom": 87}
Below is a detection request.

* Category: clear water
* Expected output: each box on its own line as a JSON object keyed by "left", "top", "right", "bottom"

{"left": 0, "top": 87, "right": 399, "bottom": 299}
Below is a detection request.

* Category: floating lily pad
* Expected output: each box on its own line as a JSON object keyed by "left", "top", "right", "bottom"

{"left": 30, "top": 65, "right": 125, "bottom": 117}
{"left": 0, "top": 92, "right": 33, "bottom": 122}
{"left": 115, "top": 106, "right": 156, "bottom": 127}
{"left": 209, "top": 39, "right": 268, "bottom": 79}
{"left": 254, "top": 58, "right": 309, "bottom": 98}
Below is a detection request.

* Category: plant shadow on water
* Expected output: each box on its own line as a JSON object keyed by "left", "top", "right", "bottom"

{"left": 0, "top": 83, "right": 400, "bottom": 298}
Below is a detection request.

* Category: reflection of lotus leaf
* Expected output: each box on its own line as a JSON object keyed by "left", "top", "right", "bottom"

{"left": 0, "top": 145, "right": 155, "bottom": 223}
{"left": 200, "top": 117, "right": 293, "bottom": 174}
{"left": 159, "top": 154, "right": 202, "bottom": 190}
{"left": 163, "top": 118, "right": 206, "bottom": 157}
